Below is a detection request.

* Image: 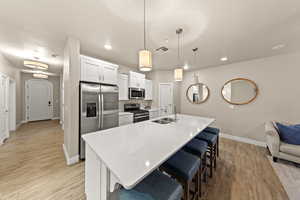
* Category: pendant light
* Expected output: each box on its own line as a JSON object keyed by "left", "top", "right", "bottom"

{"left": 139, "top": 0, "right": 152, "bottom": 72}
{"left": 174, "top": 28, "right": 183, "bottom": 82}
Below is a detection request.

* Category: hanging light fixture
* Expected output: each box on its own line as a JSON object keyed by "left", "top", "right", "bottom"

{"left": 24, "top": 60, "right": 48, "bottom": 70}
{"left": 139, "top": 0, "right": 152, "bottom": 72}
{"left": 174, "top": 28, "right": 183, "bottom": 82}
{"left": 33, "top": 73, "right": 48, "bottom": 79}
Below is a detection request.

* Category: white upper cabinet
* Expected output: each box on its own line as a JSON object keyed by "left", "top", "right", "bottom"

{"left": 103, "top": 64, "right": 118, "bottom": 85}
{"left": 128, "top": 71, "right": 145, "bottom": 89}
{"left": 145, "top": 79, "right": 153, "bottom": 100}
{"left": 118, "top": 74, "right": 129, "bottom": 100}
{"left": 80, "top": 55, "right": 118, "bottom": 85}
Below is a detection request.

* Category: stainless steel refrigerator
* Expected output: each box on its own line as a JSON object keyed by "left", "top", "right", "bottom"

{"left": 79, "top": 82, "right": 119, "bottom": 159}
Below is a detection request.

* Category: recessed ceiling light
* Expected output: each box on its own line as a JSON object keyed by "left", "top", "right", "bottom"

{"left": 183, "top": 64, "right": 189, "bottom": 70}
{"left": 104, "top": 44, "right": 112, "bottom": 50}
{"left": 272, "top": 44, "right": 285, "bottom": 50}
{"left": 220, "top": 57, "right": 228, "bottom": 62}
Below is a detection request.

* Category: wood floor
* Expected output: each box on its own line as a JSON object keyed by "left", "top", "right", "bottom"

{"left": 0, "top": 120, "right": 288, "bottom": 200}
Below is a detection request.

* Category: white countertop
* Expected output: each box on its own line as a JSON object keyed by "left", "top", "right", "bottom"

{"left": 83, "top": 114, "right": 215, "bottom": 190}
{"left": 118, "top": 112, "right": 133, "bottom": 116}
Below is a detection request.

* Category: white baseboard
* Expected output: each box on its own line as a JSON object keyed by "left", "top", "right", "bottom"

{"left": 52, "top": 117, "right": 60, "bottom": 120}
{"left": 220, "top": 133, "right": 266, "bottom": 147}
{"left": 63, "top": 144, "right": 79, "bottom": 165}
{"left": 0, "top": 135, "right": 8, "bottom": 146}
{"left": 16, "top": 120, "right": 27, "bottom": 130}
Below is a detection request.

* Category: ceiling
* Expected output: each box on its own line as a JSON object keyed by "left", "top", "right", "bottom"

{"left": 0, "top": 0, "right": 299, "bottom": 73}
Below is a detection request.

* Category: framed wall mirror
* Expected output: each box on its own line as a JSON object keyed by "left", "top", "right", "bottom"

{"left": 186, "top": 83, "right": 210, "bottom": 104}
{"left": 221, "top": 78, "right": 258, "bottom": 105}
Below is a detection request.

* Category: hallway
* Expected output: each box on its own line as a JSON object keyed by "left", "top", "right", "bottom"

{"left": 0, "top": 120, "right": 85, "bottom": 200}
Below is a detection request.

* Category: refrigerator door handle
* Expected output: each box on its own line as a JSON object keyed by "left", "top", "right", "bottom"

{"left": 98, "top": 94, "right": 101, "bottom": 129}
{"left": 101, "top": 94, "right": 104, "bottom": 129}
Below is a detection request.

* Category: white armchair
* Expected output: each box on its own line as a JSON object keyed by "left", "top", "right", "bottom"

{"left": 265, "top": 121, "right": 300, "bottom": 164}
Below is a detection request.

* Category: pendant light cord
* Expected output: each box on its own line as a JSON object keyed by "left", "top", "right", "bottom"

{"left": 144, "top": 0, "right": 146, "bottom": 50}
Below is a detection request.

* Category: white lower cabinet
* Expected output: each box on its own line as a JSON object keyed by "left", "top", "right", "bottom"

{"left": 119, "top": 113, "right": 133, "bottom": 126}
{"left": 149, "top": 110, "right": 160, "bottom": 119}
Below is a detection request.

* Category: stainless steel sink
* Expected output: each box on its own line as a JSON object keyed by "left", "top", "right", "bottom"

{"left": 152, "top": 117, "right": 176, "bottom": 124}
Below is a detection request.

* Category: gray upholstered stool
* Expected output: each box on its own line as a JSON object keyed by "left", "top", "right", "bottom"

{"left": 183, "top": 139, "right": 208, "bottom": 197}
{"left": 196, "top": 131, "right": 218, "bottom": 178}
{"left": 160, "top": 150, "right": 200, "bottom": 200}
{"left": 203, "top": 127, "right": 220, "bottom": 157}
{"left": 117, "top": 170, "right": 183, "bottom": 200}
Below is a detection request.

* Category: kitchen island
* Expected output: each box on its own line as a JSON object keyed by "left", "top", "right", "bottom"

{"left": 82, "top": 114, "right": 215, "bottom": 200}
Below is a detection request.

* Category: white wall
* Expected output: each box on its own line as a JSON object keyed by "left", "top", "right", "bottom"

{"left": 180, "top": 52, "right": 300, "bottom": 142}
{"left": 147, "top": 70, "right": 181, "bottom": 112}
{"left": 63, "top": 37, "right": 81, "bottom": 164}
{"left": 0, "top": 52, "right": 22, "bottom": 124}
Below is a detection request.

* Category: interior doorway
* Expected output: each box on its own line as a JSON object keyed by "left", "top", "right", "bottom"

{"left": 25, "top": 79, "right": 53, "bottom": 122}
{"left": 9, "top": 79, "right": 16, "bottom": 131}
{"left": 0, "top": 73, "right": 9, "bottom": 144}
{"left": 159, "top": 83, "right": 174, "bottom": 116}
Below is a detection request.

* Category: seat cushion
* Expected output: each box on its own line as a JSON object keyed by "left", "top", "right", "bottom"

{"left": 119, "top": 170, "right": 182, "bottom": 200}
{"left": 204, "top": 127, "right": 220, "bottom": 135}
{"left": 276, "top": 122, "right": 300, "bottom": 145}
{"left": 196, "top": 131, "right": 218, "bottom": 145}
{"left": 184, "top": 139, "right": 208, "bottom": 158}
{"left": 162, "top": 150, "right": 200, "bottom": 181}
{"left": 280, "top": 142, "right": 300, "bottom": 157}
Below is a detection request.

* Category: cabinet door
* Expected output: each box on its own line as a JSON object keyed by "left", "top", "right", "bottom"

{"left": 118, "top": 74, "right": 129, "bottom": 100}
{"left": 145, "top": 80, "right": 152, "bottom": 100}
{"left": 81, "top": 58, "right": 101, "bottom": 83}
{"left": 103, "top": 64, "right": 118, "bottom": 85}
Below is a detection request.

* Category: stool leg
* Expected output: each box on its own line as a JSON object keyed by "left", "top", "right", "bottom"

{"left": 209, "top": 144, "right": 213, "bottom": 178}
{"left": 214, "top": 144, "right": 217, "bottom": 170}
{"left": 203, "top": 152, "right": 207, "bottom": 183}
{"left": 184, "top": 181, "right": 190, "bottom": 200}
{"left": 196, "top": 171, "right": 200, "bottom": 200}
{"left": 217, "top": 136, "right": 219, "bottom": 157}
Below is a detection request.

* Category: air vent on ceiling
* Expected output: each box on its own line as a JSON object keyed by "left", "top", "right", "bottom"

{"left": 155, "top": 46, "right": 169, "bottom": 52}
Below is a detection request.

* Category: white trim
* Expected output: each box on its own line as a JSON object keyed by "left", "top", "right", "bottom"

{"left": 0, "top": 135, "right": 8, "bottom": 145}
{"left": 63, "top": 144, "right": 79, "bottom": 165}
{"left": 52, "top": 117, "right": 60, "bottom": 120}
{"left": 220, "top": 132, "right": 266, "bottom": 147}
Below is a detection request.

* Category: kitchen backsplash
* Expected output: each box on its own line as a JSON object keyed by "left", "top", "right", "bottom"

{"left": 119, "top": 100, "right": 152, "bottom": 111}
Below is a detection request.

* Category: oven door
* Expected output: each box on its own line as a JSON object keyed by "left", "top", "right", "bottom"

{"left": 129, "top": 88, "right": 145, "bottom": 99}
{"left": 134, "top": 115, "right": 149, "bottom": 123}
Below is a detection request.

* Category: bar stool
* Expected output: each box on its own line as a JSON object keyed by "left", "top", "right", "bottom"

{"left": 203, "top": 127, "right": 220, "bottom": 157}
{"left": 160, "top": 150, "right": 200, "bottom": 200}
{"left": 196, "top": 131, "right": 218, "bottom": 178}
{"left": 117, "top": 170, "right": 183, "bottom": 200}
{"left": 183, "top": 139, "right": 208, "bottom": 198}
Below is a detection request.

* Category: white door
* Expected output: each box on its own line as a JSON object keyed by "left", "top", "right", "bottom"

{"left": 159, "top": 83, "right": 174, "bottom": 116}
{"left": 26, "top": 79, "right": 53, "bottom": 121}
{"left": 0, "top": 74, "right": 9, "bottom": 142}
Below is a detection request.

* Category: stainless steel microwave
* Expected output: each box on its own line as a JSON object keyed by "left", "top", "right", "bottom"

{"left": 129, "top": 88, "right": 145, "bottom": 99}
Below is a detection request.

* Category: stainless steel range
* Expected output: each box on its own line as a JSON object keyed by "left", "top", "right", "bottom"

{"left": 124, "top": 103, "right": 149, "bottom": 123}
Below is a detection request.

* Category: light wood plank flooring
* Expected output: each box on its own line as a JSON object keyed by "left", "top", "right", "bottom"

{"left": 0, "top": 120, "right": 288, "bottom": 200}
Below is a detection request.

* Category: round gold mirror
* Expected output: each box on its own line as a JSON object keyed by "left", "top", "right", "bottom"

{"left": 186, "top": 83, "right": 210, "bottom": 104}
{"left": 221, "top": 78, "right": 258, "bottom": 105}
